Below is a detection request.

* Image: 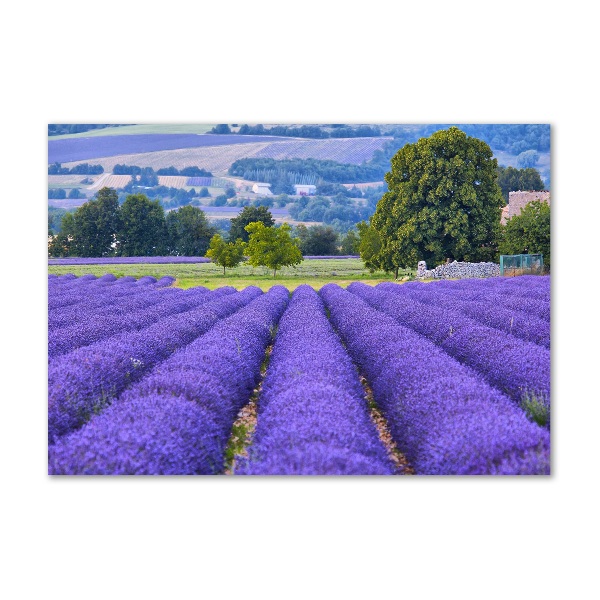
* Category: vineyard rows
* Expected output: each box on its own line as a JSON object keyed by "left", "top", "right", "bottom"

{"left": 48, "top": 274, "right": 550, "bottom": 475}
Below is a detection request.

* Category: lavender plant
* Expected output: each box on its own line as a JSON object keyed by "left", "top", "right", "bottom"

{"left": 238, "top": 285, "right": 393, "bottom": 475}
{"left": 49, "top": 287, "right": 289, "bottom": 474}
{"left": 321, "top": 284, "right": 550, "bottom": 475}
{"left": 349, "top": 282, "right": 550, "bottom": 408}
{"left": 48, "top": 286, "right": 256, "bottom": 444}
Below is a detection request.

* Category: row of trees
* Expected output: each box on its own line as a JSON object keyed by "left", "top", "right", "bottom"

{"left": 357, "top": 127, "right": 551, "bottom": 277}
{"left": 48, "top": 191, "right": 357, "bottom": 261}
{"left": 48, "top": 188, "right": 216, "bottom": 258}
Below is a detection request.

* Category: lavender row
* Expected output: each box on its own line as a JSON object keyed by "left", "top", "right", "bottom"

{"left": 383, "top": 282, "right": 550, "bottom": 349}
{"left": 429, "top": 277, "right": 550, "bottom": 318}
{"left": 48, "top": 275, "right": 160, "bottom": 311}
{"left": 48, "top": 286, "right": 224, "bottom": 359}
{"left": 49, "top": 285, "right": 208, "bottom": 333}
{"left": 49, "top": 287, "right": 289, "bottom": 474}
{"left": 349, "top": 283, "right": 550, "bottom": 409}
{"left": 50, "top": 285, "right": 182, "bottom": 330}
{"left": 238, "top": 286, "right": 393, "bottom": 475}
{"left": 321, "top": 284, "right": 550, "bottom": 475}
{"left": 48, "top": 287, "right": 259, "bottom": 445}
{"left": 49, "top": 256, "right": 212, "bottom": 266}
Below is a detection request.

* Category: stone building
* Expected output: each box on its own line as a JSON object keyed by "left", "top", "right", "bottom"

{"left": 501, "top": 190, "right": 550, "bottom": 224}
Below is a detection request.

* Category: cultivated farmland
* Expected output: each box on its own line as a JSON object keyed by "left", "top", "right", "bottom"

{"left": 48, "top": 273, "right": 550, "bottom": 475}
{"left": 60, "top": 137, "right": 391, "bottom": 175}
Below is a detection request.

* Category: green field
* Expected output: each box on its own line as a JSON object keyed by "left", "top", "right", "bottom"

{"left": 47, "top": 258, "right": 413, "bottom": 291}
{"left": 49, "top": 124, "right": 213, "bottom": 140}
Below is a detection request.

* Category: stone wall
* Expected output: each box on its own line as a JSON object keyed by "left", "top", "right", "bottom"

{"left": 416, "top": 260, "right": 500, "bottom": 279}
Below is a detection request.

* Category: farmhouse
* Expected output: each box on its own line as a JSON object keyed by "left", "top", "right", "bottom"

{"left": 501, "top": 190, "right": 550, "bottom": 224}
{"left": 252, "top": 183, "right": 273, "bottom": 196}
{"left": 294, "top": 184, "right": 316, "bottom": 196}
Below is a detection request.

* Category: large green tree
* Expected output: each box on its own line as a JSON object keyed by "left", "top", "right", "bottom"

{"left": 244, "top": 222, "right": 303, "bottom": 277}
{"left": 165, "top": 205, "right": 216, "bottom": 256}
{"left": 117, "top": 194, "right": 166, "bottom": 256}
{"left": 500, "top": 201, "right": 550, "bottom": 267}
{"left": 49, "top": 187, "right": 120, "bottom": 257}
{"left": 367, "top": 127, "right": 504, "bottom": 277}
{"left": 228, "top": 205, "right": 275, "bottom": 242}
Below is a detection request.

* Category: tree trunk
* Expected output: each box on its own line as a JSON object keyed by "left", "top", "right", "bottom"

{"left": 273, "top": 268, "right": 277, "bottom": 278}
{"left": 394, "top": 266, "right": 399, "bottom": 280}
{"left": 223, "top": 265, "right": 226, "bottom": 275}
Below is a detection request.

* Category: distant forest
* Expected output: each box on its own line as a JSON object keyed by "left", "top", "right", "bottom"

{"left": 48, "top": 124, "right": 133, "bottom": 136}
{"left": 213, "top": 123, "right": 550, "bottom": 156}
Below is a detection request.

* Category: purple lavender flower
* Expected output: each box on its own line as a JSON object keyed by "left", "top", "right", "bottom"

{"left": 320, "top": 284, "right": 550, "bottom": 475}
{"left": 48, "top": 287, "right": 255, "bottom": 444}
{"left": 349, "top": 282, "right": 550, "bottom": 408}
{"left": 49, "top": 287, "right": 289, "bottom": 474}
{"left": 238, "top": 285, "right": 393, "bottom": 475}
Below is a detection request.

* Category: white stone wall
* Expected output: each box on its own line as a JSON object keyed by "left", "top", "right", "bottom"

{"left": 416, "top": 260, "right": 500, "bottom": 279}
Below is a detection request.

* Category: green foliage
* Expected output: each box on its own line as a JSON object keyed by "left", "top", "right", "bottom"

{"left": 520, "top": 391, "right": 550, "bottom": 428}
{"left": 210, "top": 124, "right": 232, "bottom": 134}
{"left": 213, "top": 194, "right": 228, "bottom": 207}
{"left": 228, "top": 205, "right": 275, "bottom": 243}
{"left": 48, "top": 124, "right": 130, "bottom": 136}
{"left": 294, "top": 225, "right": 339, "bottom": 256}
{"left": 368, "top": 127, "right": 504, "bottom": 273}
{"left": 198, "top": 187, "right": 210, "bottom": 198}
{"left": 48, "top": 187, "right": 120, "bottom": 257}
{"left": 497, "top": 166, "right": 546, "bottom": 200}
{"left": 356, "top": 221, "right": 383, "bottom": 273}
{"left": 68, "top": 188, "right": 85, "bottom": 199}
{"left": 205, "top": 234, "right": 245, "bottom": 274}
{"left": 117, "top": 194, "right": 166, "bottom": 256}
{"left": 499, "top": 201, "right": 550, "bottom": 267}
{"left": 48, "top": 188, "right": 67, "bottom": 199}
{"left": 244, "top": 222, "right": 303, "bottom": 277}
{"left": 165, "top": 205, "right": 216, "bottom": 256}
{"left": 340, "top": 229, "right": 360, "bottom": 254}
{"left": 229, "top": 157, "right": 384, "bottom": 184}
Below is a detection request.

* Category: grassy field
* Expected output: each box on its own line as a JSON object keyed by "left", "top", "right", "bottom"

{"left": 49, "top": 124, "right": 214, "bottom": 140}
{"left": 47, "top": 259, "right": 413, "bottom": 291}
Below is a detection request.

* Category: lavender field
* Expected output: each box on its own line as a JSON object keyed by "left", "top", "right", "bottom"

{"left": 48, "top": 133, "right": 291, "bottom": 164}
{"left": 48, "top": 274, "right": 550, "bottom": 475}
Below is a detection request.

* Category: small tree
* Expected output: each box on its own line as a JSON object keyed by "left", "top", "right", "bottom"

{"left": 245, "top": 222, "right": 303, "bottom": 277}
{"left": 205, "top": 234, "right": 245, "bottom": 275}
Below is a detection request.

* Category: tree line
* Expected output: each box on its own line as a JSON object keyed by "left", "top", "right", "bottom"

{"left": 48, "top": 125, "right": 132, "bottom": 136}
{"left": 112, "top": 165, "right": 212, "bottom": 177}
{"left": 209, "top": 124, "right": 383, "bottom": 138}
{"left": 48, "top": 190, "right": 358, "bottom": 260}
{"left": 48, "top": 163, "right": 104, "bottom": 175}
{"left": 48, "top": 188, "right": 216, "bottom": 258}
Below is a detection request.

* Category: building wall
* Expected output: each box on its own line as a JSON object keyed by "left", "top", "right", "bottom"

{"left": 507, "top": 190, "right": 550, "bottom": 220}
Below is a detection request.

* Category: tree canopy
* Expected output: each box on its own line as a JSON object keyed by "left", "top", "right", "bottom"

{"left": 499, "top": 201, "right": 550, "bottom": 267}
{"left": 165, "top": 205, "right": 216, "bottom": 256}
{"left": 244, "top": 222, "right": 303, "bottom": 277}
{"left": 205, "top": 234, "right": 245, "bottom": 274}
{"left": 228, "top": 205, "right": 275, "bottom": 243}
{"left": 48, "top": 189, "right": 217, "bottom": 258}
{"left": 363, "top": 127, "right": 504, "bottom": 277}
{"left": 117, "top": 194, "right": 166, "bottom": 256}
